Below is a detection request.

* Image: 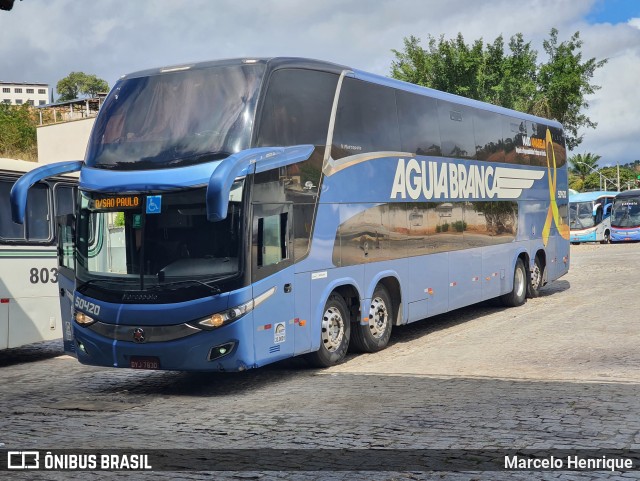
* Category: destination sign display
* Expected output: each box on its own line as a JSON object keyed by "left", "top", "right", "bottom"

{"left": 91, "top": 195, "right": 142, "bottom": 210}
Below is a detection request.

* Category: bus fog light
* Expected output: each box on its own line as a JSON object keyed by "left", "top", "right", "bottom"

{"left": 77, "top": 340, "right": 88, "bottom": 354}
{"left": 74, "top": 311, "right": 95, "bottom": 326}
{"left": 208, "top": 342, "right": 235, "bottom": 361}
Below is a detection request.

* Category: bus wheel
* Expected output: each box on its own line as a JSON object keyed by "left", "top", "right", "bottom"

{"left": 501, "top": 258, "right": 527, "bottom": 307}
{"left": 527, "top": 256, "right": 544, "bottom": 298}
{"left": 351, "top": 285, "right": 392, "bottom": 353}
{"left": 306, "top": 294, "right": 351, "bottom": 367}
{"left": 601, "top": 231, "right": 610, "bottom": 244}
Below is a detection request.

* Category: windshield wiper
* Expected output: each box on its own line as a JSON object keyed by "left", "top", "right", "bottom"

{"left": 151, "top": 277, "right": 222, "bottom": 295}
{"left": 77, "top": 278, "right": 139, "bottom": 293}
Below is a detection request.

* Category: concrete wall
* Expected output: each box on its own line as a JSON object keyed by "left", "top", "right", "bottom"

{"left": 37, "top": 118, "right": 95, "bottom": 164}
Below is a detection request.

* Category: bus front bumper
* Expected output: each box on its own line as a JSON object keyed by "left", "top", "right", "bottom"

{"left": 610, "top": 228, "right": 640, "bottom": 242}
{"left": 72, "top": 316, "right": 256, "bottom": 372}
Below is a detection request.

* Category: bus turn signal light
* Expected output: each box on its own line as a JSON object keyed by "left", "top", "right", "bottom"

{"left": 74, "top": 311, "right": 95, "bottom": 326}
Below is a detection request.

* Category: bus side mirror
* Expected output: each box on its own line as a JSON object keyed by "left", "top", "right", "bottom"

{"left": 10, "top": 161, "right": 83, "bottom": 224}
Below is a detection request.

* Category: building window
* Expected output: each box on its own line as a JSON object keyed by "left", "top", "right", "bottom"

{"left": 14, "top": 88, "right": 22, "bottom": 93}
{"left": 26, "top": 88, "right": 34, "bottom": 94}
{"left": 27, "top": 100, "right": 34, "bottom": 106}
{"left": 38, "top": 88, "right": 46, "bottom": 94}
{"left": 39, "top": 100, "right": 46, "bottom": 105}
{"left": 2, "top": 99, "right": 10, "bottom": 104}
{"left": 2, "top": 88, "right": 9, "bottom": 93}
{"left": 15, "top": 99, "right": 22, "bottom": 105}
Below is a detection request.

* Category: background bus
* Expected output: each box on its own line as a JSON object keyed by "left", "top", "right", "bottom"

{"left": 610, "top": 189, "right": 640, "bottom": 242}
{"left": 10, "top": 57, "right": 570, "bottom": 370}
{"left": 0, "top": 158, "right": 76, "bottom": 350}
{"left": 569, "top": 191, "right": 618, "bottom": 244}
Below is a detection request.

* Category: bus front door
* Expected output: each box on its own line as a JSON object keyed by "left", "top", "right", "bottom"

{"left": 56, "top": 214, "right": 77, "bottom": 356}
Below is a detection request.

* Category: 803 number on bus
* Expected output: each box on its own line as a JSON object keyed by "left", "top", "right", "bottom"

{"left": 29, "top": 267, "right": 59, "bottom": 284}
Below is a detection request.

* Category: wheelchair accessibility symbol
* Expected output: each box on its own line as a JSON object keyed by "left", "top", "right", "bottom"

{"left": 146, "top": 195, "right": 162, "bottom": 214}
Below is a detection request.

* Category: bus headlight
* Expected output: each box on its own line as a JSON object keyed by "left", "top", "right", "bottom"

{"left": 197, "top": 299, "right": 254, "bottom": 330}
{"left": 74, "top": 311, "right": 96, "bottom": 326}
{"left": 194, "top": 286, "right": 277, "bottom": 330}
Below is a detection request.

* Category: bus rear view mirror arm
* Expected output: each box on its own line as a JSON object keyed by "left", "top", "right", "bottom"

{"left": 206, "top": 145, "right": 314, "bottom": 222}
{"left": 10, "top": 160, "right": 83, "bottom": 224}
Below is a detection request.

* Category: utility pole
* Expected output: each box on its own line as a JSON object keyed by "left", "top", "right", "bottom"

{"left": 617, "top": 162, "right": 621, "bottom": 191}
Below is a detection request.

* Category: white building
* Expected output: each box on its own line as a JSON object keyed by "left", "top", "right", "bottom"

{"left": 1, "top": 81, "right": 49, "bottom": 106}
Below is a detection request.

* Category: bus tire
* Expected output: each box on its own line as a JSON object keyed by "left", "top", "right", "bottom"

{"left": 601, "top": 231, "right": 610, "bottom": 244}
{"left": 527, "top": 256, "right": 544, "bottom": 298}
{"left": 306, "top": 294, "right": 351, "bottom": 368}
{"left": 351, "top": 285, "right": 392, "bottom": 353}
{"left": 501, "top": 258, "right": 527, "bottom": 307}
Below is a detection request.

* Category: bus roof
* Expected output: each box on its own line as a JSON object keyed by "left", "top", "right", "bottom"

{"left": 352, "top": 68, "right": 563, "bottom": 129}
{"left": 119, "top": 56, "right": 563, "bottom": 129}
{"left": 615, "top": 189, "right": 640, "bottom": 199}
{"left": 569, "top": 191, "right": 619, "bottom": 202}
{"left": 0, "top": 158, "right": 48, "bottom": 173}
{"left": 0, "top": 158, "right": 78, "bottom": 178}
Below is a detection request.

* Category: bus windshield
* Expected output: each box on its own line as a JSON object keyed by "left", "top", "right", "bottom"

{"left": 569, "top": 201, "right": 595, "bottom": 229}
{"left": 75, "top": 182, "right": 245, "bottom": 299}
{"left": 611, "top": 196, "right": 640, "bottom": 227}
{"left": 85, "top": 63, "right": 265, "bottom": 170}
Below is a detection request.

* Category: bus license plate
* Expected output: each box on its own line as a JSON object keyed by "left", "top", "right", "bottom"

{"left": 130, "top": 357, "right": 160, "bottom": 370}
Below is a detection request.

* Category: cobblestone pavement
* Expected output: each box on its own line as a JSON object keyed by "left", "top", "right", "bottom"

{"left": 1, "top": 244, "right": 639, "bottom": 480}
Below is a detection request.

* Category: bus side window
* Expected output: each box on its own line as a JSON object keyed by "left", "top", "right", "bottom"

{"left": 255, "top": 68, "right": 338, "bottom": 148}
{"left": 437, "top": 100, "right": 475, "bottom": 160}
{"left": 54, "top": 184, "right": 76, "bottom": 217}
{"left": 595, "top": 204, "right": 603, "bottom": 224}
{"left": 473, "top": 109, "right": 504, "bottom": 162}
{"left": 0, "top": 179, "right": 25, "bottom": 239}
{"left": 332, "top": 77, "right": 400, "bottom": 160}
{"left": 396, "top": 90, "right": 441, "bottom": 157}
{"left": 258, "top": 213, "right": 288, "bottom": 267}
{"left": 503, "top": 116, "right": 528, "bottom": 165}
{"left": 26, "top": 183, "right": 51, "bottom": 241}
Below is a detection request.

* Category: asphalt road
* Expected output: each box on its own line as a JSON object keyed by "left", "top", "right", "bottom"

{"left": 1, "top": 243, "right": 639, "bottom": 480}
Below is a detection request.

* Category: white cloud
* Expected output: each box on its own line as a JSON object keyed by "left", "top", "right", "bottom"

{"left": 1, "top": 0, "right": 637, "bottom": 162}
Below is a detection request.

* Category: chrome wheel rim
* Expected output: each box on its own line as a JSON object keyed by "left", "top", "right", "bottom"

{"left": 515, "top": 265, "right": 526, "bottom": 298}
{"left": 321, "top": 306, "right": 344, "bottom": 352}
{"left": 531, "top": 263, "right": 542, "bottom": 290}
{"left": 369, "top": 296, "right": 389, "bottom": 339}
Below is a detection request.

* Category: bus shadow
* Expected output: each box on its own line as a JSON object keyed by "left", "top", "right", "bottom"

{"left": 0, "top": 340, "right": 64, "bottom": 367}
{"left": 93, "top": 357, "right": 312, "bottom": 398}
{"left": 91, "top": 280, "right": 571, "bottom": 397}
{"left": 383, "top": 279, "right": 570, "bottom": 348}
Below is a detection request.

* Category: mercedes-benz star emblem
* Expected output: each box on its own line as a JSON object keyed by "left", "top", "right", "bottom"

{"left": 133, "top": 328, "right": 146, "bottom": 343}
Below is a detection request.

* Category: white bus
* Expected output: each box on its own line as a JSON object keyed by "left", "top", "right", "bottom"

{"left": 0, "top": 158, "right": 76, "bottom": 350}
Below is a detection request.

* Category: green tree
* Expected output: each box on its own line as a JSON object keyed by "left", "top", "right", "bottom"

{"left": 569, "top": 152, "right": 600, "bottom": 182}
{"left": 536, "top": 29, "right": 607, "bottom": 150}
{"left": 56, "top": 72, "right": 109, "bottom": 101}
{"left": 583, "top": 166, "right": 636, "bottom": 191}
{"left": 391, "top": 29, "right": 606, "bottom": 149}
{"left": 0, "top": 103, "right": 37, "bottom": 160}
{"left": 568, "top": 173, "right": 584, "bottom": 192}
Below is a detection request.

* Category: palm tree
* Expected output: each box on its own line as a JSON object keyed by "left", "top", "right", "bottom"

{"left": 569, "top": 153, "right": 601, "bottom": 182}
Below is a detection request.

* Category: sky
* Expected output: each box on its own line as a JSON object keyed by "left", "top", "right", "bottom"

{"left": 2, "top": 0, "right": 640, "bottom": 166}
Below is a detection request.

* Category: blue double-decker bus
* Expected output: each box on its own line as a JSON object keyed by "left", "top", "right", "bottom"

{"left": 610, "top": 189, "right": 640, "bottom": 242}
{"left": 10, "top": 57, "right": 570, "bottom": 371}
